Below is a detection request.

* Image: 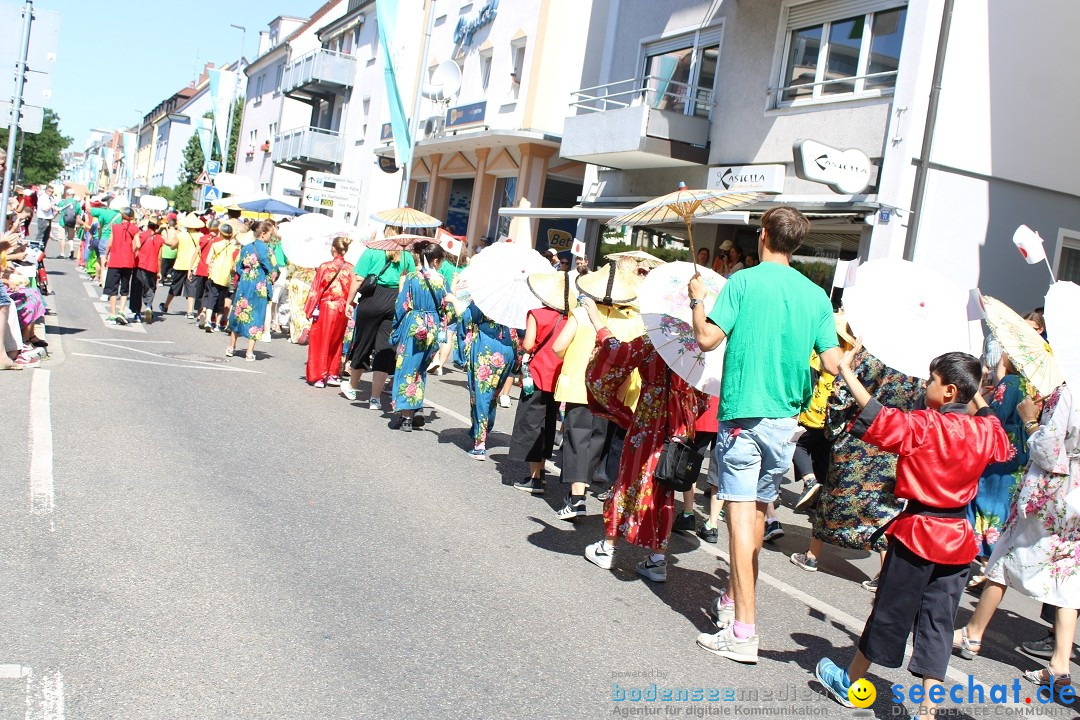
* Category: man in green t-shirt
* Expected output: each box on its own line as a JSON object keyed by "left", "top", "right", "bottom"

{"left": 55, "top": 189, "right": 82, "bottom": 260}
{"left": 688, "top": 207, "right": 842, "bottom": 665}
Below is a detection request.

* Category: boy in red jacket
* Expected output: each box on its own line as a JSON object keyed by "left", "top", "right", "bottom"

{"left": 815, "top": 347, "right": 1013, "bottom": 718}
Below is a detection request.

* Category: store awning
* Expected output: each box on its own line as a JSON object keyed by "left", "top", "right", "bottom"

{"left": 497, "top": 206, "right": 750, "bottom": 225}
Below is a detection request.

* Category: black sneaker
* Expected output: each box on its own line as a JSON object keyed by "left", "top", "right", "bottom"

{"left": 513, "top": 477, "right": 544, "bottom": 495}
{"left": 795, "top": 480, "right": 822, "bottom": 510}
{"left": 556, "top": 495, "right": 586, "bottom": 520}
{"left": 673, "top": 512, "right": 697, "bottom": 533}
{"left": 764, "top": 519, "right": 785, "bottom": 542}
{"left": 400, "top": 416, "right": 413, "bottom": 432}
{"left": 862, "top": 574, "right": 880, "bottom": 592}
{"left": 1020, "top": 633, "right": 1057, "bottom": 661}
{"left": 697, "top": 523, "right": 718, "bottom": 544}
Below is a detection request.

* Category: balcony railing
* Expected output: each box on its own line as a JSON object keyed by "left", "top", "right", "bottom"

{"left": 272, "top": 127, "right": 343, "bottom": 169}
{"left": 281, "top": 49, "right": 357, "bottom": 96}
{"left": 570, "top": 75, "right": 714, "bottom": 117}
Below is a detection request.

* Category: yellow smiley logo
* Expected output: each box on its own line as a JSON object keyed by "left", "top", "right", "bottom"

{"left": 848, "top": 678, "right": 876, "bottom": 708}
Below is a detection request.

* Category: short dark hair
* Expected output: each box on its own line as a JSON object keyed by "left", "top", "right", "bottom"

{"left": 928, "top": 352, "right": 982, "bottom": 404}
{"left": 760, "top": 207, "right": 810, "bottom": 255}
{"left": 147, "top": 219, "right": 159, "bottom": 231}
{"left": 417, "top": 240, "right": 445, "bottom": 265}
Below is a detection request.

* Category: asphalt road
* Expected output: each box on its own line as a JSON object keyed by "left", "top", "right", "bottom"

{"left": 1, "top": 260, "right": 1076, "bottom": 720}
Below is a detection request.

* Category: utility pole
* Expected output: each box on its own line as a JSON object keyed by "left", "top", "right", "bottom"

{"left": 0, "top": 0, "right": 34, "bottom": 223}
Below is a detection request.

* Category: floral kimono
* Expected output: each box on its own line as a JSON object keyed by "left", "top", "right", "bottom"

{"left": 969, "top": 373, "right": 1031, "bottom": 557}
{"left": 304, "top": 255, "right": 354, "bottom": 384}
{"left": 987, "top": 385, "right": 1080, "bottom": 607}
{"left": 460, "top": 303, "right": 519, "bottom": 449}
{"left": 390, "top": 269, "right": 449, "bottom": 412}
{"left": 287, "top": 265, "right": 316, "bottom": 343}
{"left": 227, "top": 240, "right": 276, "bottom": 339}
{"left": 586, "top": 331, "right": 706, "bottom": 551}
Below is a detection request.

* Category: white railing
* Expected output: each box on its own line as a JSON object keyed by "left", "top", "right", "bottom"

{"left": 768, "top": 70, "right": 899, "bottom": 101}
{"left": 272, "top": 127, "right": 343, "bottom": 166}
{"left": 570, "top": 75, "right": 714, "bottom": 115}
{"left": 281, "top": 49, "right": 357, "bottom": 94}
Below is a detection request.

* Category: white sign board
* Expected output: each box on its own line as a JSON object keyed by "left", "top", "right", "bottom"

{"left": 0, "top": 4, "right": 60, "bottom": 70}
{"left": 303, "top": 171, "right": 360, "bottom": 212}
{"left": 706, "top": 164, "right": 785, "bottom": 194}
{"left": 0, "top": 100, "right": 42, "bottom": 133}
{"left": 793, "top": 139, "right": 872, "bottom": 194}
{"left": 305, "top": 171, "right": 360, "bottom": 196}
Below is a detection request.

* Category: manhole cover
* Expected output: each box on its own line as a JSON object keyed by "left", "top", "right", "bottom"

{"left": 161, "top": 353, "right": 230, "bottom": 364}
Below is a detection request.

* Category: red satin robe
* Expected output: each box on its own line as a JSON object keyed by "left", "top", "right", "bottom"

{"left": 854, "top": 399, "right": 1014, "bottom": 565}
{"left": 304, "top": 256, "right": 354, "bottom": 383}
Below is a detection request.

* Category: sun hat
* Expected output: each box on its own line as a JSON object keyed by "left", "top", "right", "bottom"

{"left": 575, "top": 262, "right": 642, "bottom": 306}
{"left": 718, "top": 239, "right": 734, "bottom": 252}
{"left": 544, "top": 248, "right": 558, "bottom": 258}
{"left": 179, "top": 213, "right": 205, "bottom": 229}
{"left": 834, "top": 310, "right": 856, "bottom": 346}
{"left": 527, "top": 271, "right": 578, "bottom": 313}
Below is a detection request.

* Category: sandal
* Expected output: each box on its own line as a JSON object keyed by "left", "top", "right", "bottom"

{"left": 225, "top": 347, "right": 234, "bottom": 358}
{"left": 953, "top": 628, "right": 981, "bottom": 660}
{"left": 1022, "top": 666, "right": 1072, "bottom": 689}
{"left": 245, "top": 353, "right": 256, "bottom": 362}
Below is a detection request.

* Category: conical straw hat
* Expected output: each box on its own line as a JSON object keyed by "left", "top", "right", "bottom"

{"left": 575, "top": 263, "right": 641, "bottom": 306}
{"left": 527, "top": 272, "right": 578, "bottom": 313}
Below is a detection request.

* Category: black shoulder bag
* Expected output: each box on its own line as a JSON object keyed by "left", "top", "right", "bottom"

{"left": 357, "top": 257, "right": 393, "bottom": 299}
{"left": 653, "top": 369, "right": 705, "bottom": 492}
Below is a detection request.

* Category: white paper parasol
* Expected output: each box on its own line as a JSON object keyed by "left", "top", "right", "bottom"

{"left": 1044, "top": 281, "right": 1080, "bottom": 393}
{"left": 843, "top": 258, "right": 981, "bottom": 380}
{"left": 638, "top": 261, "right": 727, "bottom": 396}
{"left": 461, "top": 242, "right": 555, "bottom": 328}
{"left": 278, "top": 213, "right": 358, "bottom": 269}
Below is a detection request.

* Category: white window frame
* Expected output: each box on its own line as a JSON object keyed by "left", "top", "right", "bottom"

{"left": 1053, "top": 228, "right": 1080, "bottom": 283}
{"left": 273, "top": 63, "right": 284, "bottom": 96}
{"left": 770, "top": 0, "right": 907, "bottom": 110}
{"left": 636, "top": 22, "right": 724, "bottom": 120}
{"left": 510, "top": 38, "right": 527, "bottom": 99}
{"left": 254, "top": 74, "right": 264, "bottom": 106}
{"left": 479, "top": 48, "right": 494, "bottom": 91}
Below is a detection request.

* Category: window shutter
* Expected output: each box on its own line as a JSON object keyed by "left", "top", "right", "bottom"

{"left": 644, "top": 23, "right": 722, "bottom": 57}
{"left": 786, "top": 0, "right": 906, "bottom": 29}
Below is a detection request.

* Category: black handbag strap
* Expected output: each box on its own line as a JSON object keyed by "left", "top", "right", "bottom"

{"left": 420, "top": 271, "right": 445, "bottom": 325}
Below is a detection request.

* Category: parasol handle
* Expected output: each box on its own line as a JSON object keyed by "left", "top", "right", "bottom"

{"left": 685, "top": 217, "right": 698, "bottom": 273}
{"left": 1043, "top": 257, "right": 1057, "bottom": 283}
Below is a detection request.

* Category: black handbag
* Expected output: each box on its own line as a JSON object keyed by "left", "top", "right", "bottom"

{"left": 357, "top": 258, "right": 392, "bottom": 299}
{"left": 653, "top": 370, "right": 704, "bottom": 492}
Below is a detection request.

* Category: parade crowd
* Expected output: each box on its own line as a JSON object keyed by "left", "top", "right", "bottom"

{"left": 4, "top": 183, "right": 1078, "bottom": 718}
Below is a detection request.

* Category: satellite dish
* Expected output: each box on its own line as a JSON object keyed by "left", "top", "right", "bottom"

{"left": 422, "top": 60, "right": 462, "bottom": 101}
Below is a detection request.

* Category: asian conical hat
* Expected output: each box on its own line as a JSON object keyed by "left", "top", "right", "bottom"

{"left": 575, "top": 263, "right": 641, "bottom": 306}
{"left": 527, "top": 271, "right": 578, "bottom": 314}
{"left": 179, "top": 212, "right": 205, "bottom": 229}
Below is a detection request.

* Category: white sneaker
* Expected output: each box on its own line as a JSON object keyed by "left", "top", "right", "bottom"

{"left": 636, "top": 556, "right": 667, "bottom": 582}
{"left": 696, "top": 624, "right": 758, "bottom": 664}
{"left": 711, "top": 596, "right": 735, "bottom": 628}
{"left": 584, "top": 540, "right": 614, "bottom": 570}
{"left": 498, "top": 394, "right": 511, "bottom": 408}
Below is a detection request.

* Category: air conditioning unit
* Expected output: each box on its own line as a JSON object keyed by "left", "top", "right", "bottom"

{"left": 423, "top": 115, "right": 445, "bottom": 139}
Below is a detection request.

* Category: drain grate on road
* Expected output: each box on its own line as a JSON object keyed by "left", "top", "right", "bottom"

{"left": 161, "top": 353, "right": 230, "bottom": 364}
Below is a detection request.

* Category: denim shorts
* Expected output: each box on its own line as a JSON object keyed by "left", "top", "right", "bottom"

{"left": 712, "top": 416, "right": 798, "bottom": 503}
{"left": 0, "top": 283, "right": 10, "bottom": 308}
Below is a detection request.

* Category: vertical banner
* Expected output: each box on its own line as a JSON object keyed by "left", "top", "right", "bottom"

{"left": 375, "top": 0, "right": 412, "bottom": 170}
{"left": 87, "top": 153, "right": 101, "bottom": 192}
{"left": 208, "top": 68, "right": 237, "bottom": 162}
{"left": 121, "top": 131, "right": 137, "bottom": 187}
{"left": 196, "top": 117, "right": 213, "bottom": 167}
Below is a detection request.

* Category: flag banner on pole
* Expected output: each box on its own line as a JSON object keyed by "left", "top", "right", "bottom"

{"left": 209, "top": 69, "right": 237, "bottom": 162}
{"left": 121, "top": 132, "right": 137, "bottom": 186}
{"left": 376, "top": 0, "right": 412, "bottom": 171}
{"left": 436, "top": 228, "right": 464, "bottom": 257}
{"left": 1012, "top": 224, "right": 1047, "bottom": 264}
{"left": 197, "top": 118, "right": 213, "bottom": 168}
{"left": 571, "top": 239, "right": 587, "bottom": 258}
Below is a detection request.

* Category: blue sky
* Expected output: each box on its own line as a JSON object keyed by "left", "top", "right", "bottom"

{"left": 41, "top": 0, "right": 326, "bottom": 149}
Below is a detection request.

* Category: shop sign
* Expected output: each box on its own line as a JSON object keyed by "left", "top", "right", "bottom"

{"left": 793, "top": 139, "right": 871, "bottom": 194}
{"left": 454, "top": 0, "right": 498, "bottom": 46}
{"left": 547, "top": 229, "right": 573, "bottom": 251}
{"left": 706, "top": 164, "right": 785, "bottom": 194}
{"left": 446, "top": 101, "right": 486, "bottom": 129}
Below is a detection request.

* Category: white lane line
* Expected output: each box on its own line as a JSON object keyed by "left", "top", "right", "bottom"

{"left": 79, "top": 339, "right": 174, "bottom": 344}
{"left": 71, "top": 353, "right": 261, "bottom": 374}
{"left": 79, "top": 339, "right": 236, "bottom": 370}
{"left": 423, "top": 398, "right": 472, "bottom": 426}
{"left": 28, "top": 370, "right": 55, "bottom": 531}
{"left": 90, "top": 303, "right": 146, "bottom": 334}
{"left": 82, "top": 283, "right": 96, "bottom": 299}
{"left": 691, "top": 541, "right": 981, "bottom": 687}
{"left": 25, "top": 668, "right": 64, "bottom": 720}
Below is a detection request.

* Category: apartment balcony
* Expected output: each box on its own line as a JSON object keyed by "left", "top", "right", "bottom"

{"left": 561, "top": 76, "right": 713, "bottom": 170}
{"left": 281, "top": 49, "right": 356, "bottom": 103}
{"left": 272, "top": 126, "right": 343, "bottom": 173}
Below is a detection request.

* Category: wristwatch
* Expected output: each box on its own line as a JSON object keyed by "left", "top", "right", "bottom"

{"left": 689, "top": 299, "right": 701, "bottom": 309}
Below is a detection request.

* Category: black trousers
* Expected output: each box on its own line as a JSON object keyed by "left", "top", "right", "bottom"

{"left": 559, "top": 403, "right": 608, "bottom": 486}
{"left": 509, "top": 388, "right": 559, "bottom": 464}
{"left": 129, "top": 269, "right": 156, "bottom": 315}
{"left": 203, "top": 280, "right": 229, "bottom": 318}
{"left": 792, "top": 426, "right": 830, "bottom": 482}
{"left": 103, "top": 267, "right": 132, "bottom": 298}
{"left": 594, "top": 423, "right": 627, "bottom": 487}
{"left": 167, "top": 268, "right": 187, "bottom": 297}
{"left": 858, "top": 540, "right": 968, "bottom": 679}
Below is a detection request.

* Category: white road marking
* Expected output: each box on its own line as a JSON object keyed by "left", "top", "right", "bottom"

{"left": 422, "top": 398, "right": 472, "bottom": 426}
{"left": 90, "top": 302, "right": 146, "bottom": 333}
{"left": 0, "top": 664, "right": 29, "bottom": 679}
{"left": 79, "top": 339, "right": 174, "bottom": 344}
{"left": 28, "top": 370, "right": 55, "bottom": 531}
{"left": 26, "top": 668, "right": 64, "bottom": 720}
{"left": 82, "top": 283, "right": 96, "bottom": 299}
{"left": 79, "top": 339, "right": 239, "bottom": 370}
{"left": 71, "top": 353, "right": 261, "bottom": 373}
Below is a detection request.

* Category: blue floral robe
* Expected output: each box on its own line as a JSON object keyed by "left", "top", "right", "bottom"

{"left": 390, "top": 270, "right": 448, "bottom": 412}
{"left": 228, "top": 240, "right": 276, "bottom": 339}
{"left": 460, "top": 303, "right": 519, "bottom": 448}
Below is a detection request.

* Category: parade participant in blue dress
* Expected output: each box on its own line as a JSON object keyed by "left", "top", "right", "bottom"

{"left": 444, "top": 293, "right": 520, "bottom": 460}
{"left": 390, "top": 241, "right": 450, "bottom": 432}
{"left": 226, "top": 221, "right": 277, "bottom": 362}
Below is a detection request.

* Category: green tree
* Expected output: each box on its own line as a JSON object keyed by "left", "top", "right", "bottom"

{"left": 173, "top": 132, "right": 205, "bottom": 212}
{"left": 0, "top": 108, "right": 72, "bottom": 185}
{"left": 148, "top": 185, "right": 176, "bottom": 206}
